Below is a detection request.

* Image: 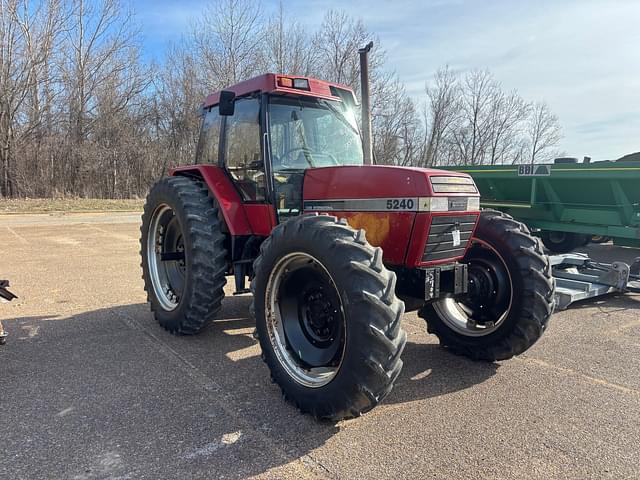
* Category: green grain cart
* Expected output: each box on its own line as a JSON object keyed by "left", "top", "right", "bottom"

{"left": 448, "top": 157, "right": 640, "bottom": 253}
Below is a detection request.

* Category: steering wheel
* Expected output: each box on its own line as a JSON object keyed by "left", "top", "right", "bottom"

{"left": 279, "top": 147, "right": 339, "bottom": 168}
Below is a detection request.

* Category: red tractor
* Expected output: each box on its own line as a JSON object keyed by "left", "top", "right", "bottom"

{"left": 141, "top": 71, "right": 554, "bottom": 420}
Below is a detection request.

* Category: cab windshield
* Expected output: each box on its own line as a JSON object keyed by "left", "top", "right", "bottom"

{"left": 268, "top": 96, "right": 363, "bottom": 171}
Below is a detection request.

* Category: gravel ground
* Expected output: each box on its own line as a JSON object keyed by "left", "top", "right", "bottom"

{"left": 1, "top": 213, "right": 639, "bottom": 479}
{"left": 0, "top": 199, "right": 143, "bottom": 214}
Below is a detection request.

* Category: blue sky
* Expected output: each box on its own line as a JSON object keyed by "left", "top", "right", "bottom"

{"left": 135, "top": 0, "right": 640, "bottom": 161}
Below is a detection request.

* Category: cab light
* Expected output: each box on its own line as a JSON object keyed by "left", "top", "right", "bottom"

{"left": 278, "top": 77, "right": 293, "bottom": 88}
{"left": 293, "top": 78, "right": 310, "bottom": 90}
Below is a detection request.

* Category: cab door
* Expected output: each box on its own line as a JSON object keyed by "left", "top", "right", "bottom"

{"left": 222, "top": 96, "right": 275, "bottom": 235}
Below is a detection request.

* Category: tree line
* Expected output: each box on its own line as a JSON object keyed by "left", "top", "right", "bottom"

{"left": 0, "top": 0, "right": 562, "bottom": 198}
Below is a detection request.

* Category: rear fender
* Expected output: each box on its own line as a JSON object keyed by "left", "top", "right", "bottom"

{"left": 169, "top": 165, "right": 275, "bottom": 236}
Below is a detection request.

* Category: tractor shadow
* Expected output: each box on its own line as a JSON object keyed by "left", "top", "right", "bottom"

{"left": 203, "top": 296, "right": 498, "bottom": 405}
{"left": 2, "top": 295, "right": 497, "bottom": 479}
{"left": 384, "top": 340, "right": 499, "bottom": 406}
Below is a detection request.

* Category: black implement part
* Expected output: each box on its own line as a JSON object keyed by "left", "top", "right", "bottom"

{"left": 0, "top": 279, "right": 16, "bottom": 345}
{"left": 0, "top": 280, "right": 17, "bottom": 302}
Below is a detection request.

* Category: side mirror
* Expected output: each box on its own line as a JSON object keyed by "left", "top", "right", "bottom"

{"left": 219, "top": 90, "right": 236, "bottom": 116}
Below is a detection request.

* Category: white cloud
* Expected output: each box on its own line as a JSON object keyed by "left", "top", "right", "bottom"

{"left": 286, "top": 0, "right": 640, "bottom": 159}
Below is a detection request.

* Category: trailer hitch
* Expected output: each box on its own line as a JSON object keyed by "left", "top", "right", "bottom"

{"left": 550, "top": 254, "right": 640, "bottom": 310}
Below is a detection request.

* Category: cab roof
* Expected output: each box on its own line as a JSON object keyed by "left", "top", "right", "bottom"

{"left": 202, "top": 73, "right": 357, "bottom": 109}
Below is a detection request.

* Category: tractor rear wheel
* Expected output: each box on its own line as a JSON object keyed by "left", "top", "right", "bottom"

{"left": 252, "top": 215, "right": 406, "bottom": 420}
{"left": 540, "top": 230, "right": 589, "bottom": 253}
{"left": 141, "top": 176, "right": 227, "bottom": 334}
{"left": 419, "top": 210, "right": 554, "bottom": 361}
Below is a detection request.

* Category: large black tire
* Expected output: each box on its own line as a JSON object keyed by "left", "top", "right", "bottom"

{"left": 540, "top": 230, "right": 589, "bottom": 253}
{"left": 420, "top": 209, "right": 554, "bottom": 361}
{"left": 141, "top": 176, "right": 227, "bottom": 334}
{"left": 251, "top": 215, "right": 406, "bottom": 420}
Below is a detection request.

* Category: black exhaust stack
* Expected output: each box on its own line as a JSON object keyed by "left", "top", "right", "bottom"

{"left": 359, "top": 41, "right": 374, "bottom": 165}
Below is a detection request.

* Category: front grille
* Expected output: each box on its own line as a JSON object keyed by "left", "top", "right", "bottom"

{"left": 430, "top": 175, "right": 478, "bottom": 193}
{"left": 422, "top": 214, "right": 477, "bottom": 262}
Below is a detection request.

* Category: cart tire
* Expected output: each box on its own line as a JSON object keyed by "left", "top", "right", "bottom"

{"left": 141, "top": 176, "right": 227, "bottom": 335}
{"left": 420, "top": 209, "right": 555, "bottom": 361}
{"left": 252, "top": 214, "right": 406, "bottom": 420}
{"left": 540, "top": 230, "right": 589, "bottom": 253}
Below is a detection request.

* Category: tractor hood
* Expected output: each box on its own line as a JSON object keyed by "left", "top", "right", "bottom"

{"left": 302, "top": 165, "right": 479, "bottom": 207}
{"left": 302, "top": 165, "right": 481, "bottom": 267}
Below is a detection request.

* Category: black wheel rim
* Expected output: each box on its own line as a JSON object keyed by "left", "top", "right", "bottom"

{"left": 433, "top": 239, "right": 513, "bottom": 337}
{"left": 265, "top": 252, "right": 345, "bottom": 387}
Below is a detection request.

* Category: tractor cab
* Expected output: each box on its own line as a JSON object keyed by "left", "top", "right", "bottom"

{"left": 194, "top": 74, "right": 363, "bottom": 222}
{"left": 269, "top": 93, "right": 363, "bottom": 219}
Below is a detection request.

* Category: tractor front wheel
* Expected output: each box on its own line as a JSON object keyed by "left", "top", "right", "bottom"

{"left": 252, "top": 215, "right": 406, "bottom": 420}
{"left": 420, "top": 210, "right": 555, "bottom": 361}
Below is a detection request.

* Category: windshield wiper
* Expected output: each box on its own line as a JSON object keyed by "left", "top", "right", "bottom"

{"left": 318, "top": 99, "right": 360, "bottom": 134}
{"left": 291, "top": 110, "right": 316, "bottom": 167}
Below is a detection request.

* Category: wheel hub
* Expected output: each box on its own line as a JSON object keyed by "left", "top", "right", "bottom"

{"left": 466, "top": 264, "right": 497, "bottom": 316}
{"left": 301, "top": 287, "right": 339, "bottom": 345}
{"left": 433, "top": 240, "right": 513, "bottom": 336}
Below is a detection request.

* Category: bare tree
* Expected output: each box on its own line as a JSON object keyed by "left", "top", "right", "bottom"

{"left": 0, "top": 1, "right": 566, "bottom": 199}
{"left": 59, "top": 0, "right": 147, "bottom": 195}
{"left": 373, "top": 77, "right": 422, "bottom": 166}
{"left": 487, "top": 89, "right": 529, "bottom": 165}
{"left": 263, "top": 1, "right": 316, "bottom": 75}
{"left": 451, "top": 69, "right": 498, "bottom": 165}
{"left": 153, "top": 43, "right": 205, "bottom": 175}
{"left": 312, "top": 10, "right": 376, "bottom": 90}
{"left": 192, "top": 0, "right": 265, "bottom": 91}
{"left": 63, "top": 0, "right": 139, "bottom": 139}
{"left": 526, "top": 101, "right": 562, "bottom": 164}
{"left": 0, "top": 0, "right": 63, "bottom": 196}
{"left": 419, "top": 68, "right": 559, "bottom": 167}
{"left": 423, "top": 66, "right": 459, "bottom": 166}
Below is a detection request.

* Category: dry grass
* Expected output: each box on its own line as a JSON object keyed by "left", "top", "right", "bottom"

{"left": 0, "top": 198, "right": 144, "bottom": 214}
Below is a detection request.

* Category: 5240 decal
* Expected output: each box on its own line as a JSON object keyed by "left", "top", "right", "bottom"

{"left": 386, "top": 198, "right": 415, "bottom": 210}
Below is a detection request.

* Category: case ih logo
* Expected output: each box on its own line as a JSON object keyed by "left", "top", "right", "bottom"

{"left": 448, "top": 198, "right": 468, "bottom": 211}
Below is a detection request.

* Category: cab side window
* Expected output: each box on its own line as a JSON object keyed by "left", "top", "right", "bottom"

{"left": 195, "top": 109, "right": 222, "bottom": 164}
{"left": 224, "top": 97, "right": 265, "bottom": 201}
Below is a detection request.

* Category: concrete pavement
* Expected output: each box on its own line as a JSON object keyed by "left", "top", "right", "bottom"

{"left": 1, "top": 213, "right": 639, "bottom": 479}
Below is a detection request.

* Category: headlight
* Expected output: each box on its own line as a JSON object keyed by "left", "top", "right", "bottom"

{"left": 467, "top": 197, "right": 480, "bottom": 210}
{"left": 430, "top": 175, "right": 477, "bottom": 193}
{"left": 418, "top": 196, "right": 480, "bottom": 212}
{"left": 418, "top": 197, "right": 449, "bottom": 212}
